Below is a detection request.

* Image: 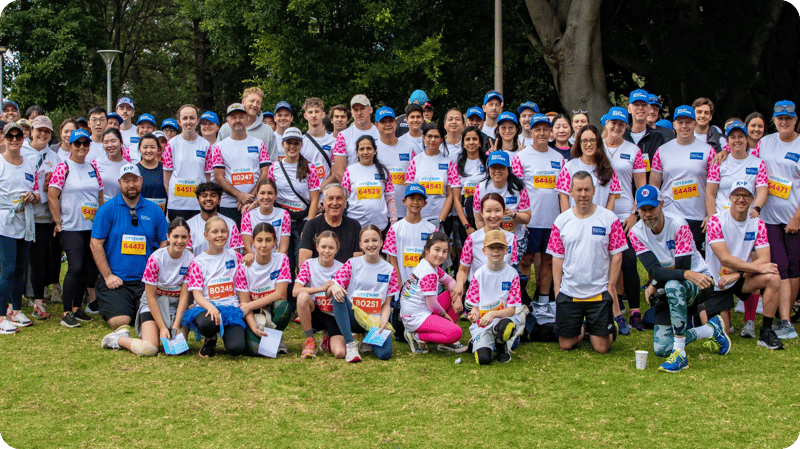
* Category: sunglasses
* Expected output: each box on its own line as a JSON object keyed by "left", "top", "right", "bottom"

{"left": 774, "top": 104, "right": 796, "bottom": 114}
{"left": 73, "top": 140, "right": 91, "bottom": 148}
{"left": 129, "top": 207, "right": 138, "bottom": 227}
{"left": 572, "top": 109, "right": 588, "bottom": 115}
{"left": 4, "top": 133, "right": 23, "bottom": 141}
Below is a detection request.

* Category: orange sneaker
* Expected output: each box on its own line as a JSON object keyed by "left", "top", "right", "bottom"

{"left": 319, "top": 334, "right": 331, "bottom": 354}
{"left": 301, "top": 337, "right": 318, "bottom": 358}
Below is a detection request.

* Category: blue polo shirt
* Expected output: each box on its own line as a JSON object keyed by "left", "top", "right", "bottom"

{"left": 91, "top": 195, "right": 169, "bottom": 282}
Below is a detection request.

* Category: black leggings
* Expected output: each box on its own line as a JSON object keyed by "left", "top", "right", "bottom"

{"left": 30, "top": 222, "right": 62, "bottom": 299}
{"left": 194, "top": 313, "right": 246, "bottom": 356}
{"left": 59, "top": 230, "right": 99, "bottom": 313}
{"left": 621, "top": 237, "right": 641, "bottom": 310}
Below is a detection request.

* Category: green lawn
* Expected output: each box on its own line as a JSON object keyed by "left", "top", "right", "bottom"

{"left": 1, "top": 265, "right": 799, "bottom": 448}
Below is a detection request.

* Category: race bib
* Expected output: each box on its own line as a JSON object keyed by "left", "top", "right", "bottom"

{"left": 419, "top": 176, "right": 444, "bottom": 195}
{"left": 402, "top": 247, "right": 423, "bottom": 267}
{"left": 574, "top": 293, "right": 603, "bottom": 302}
{"left": 356, "top": 182, "right": 382, "bottom": 200}
{"left": 208, "top": 277, "right": 235, "bottom": 301}
{"left": 147, "top": 198, "right": 166, "bottom": 212}
{"left": 121, "top": 234, "right": 146, "bottom": 255}
{"left": 672, "top": 179, "right": 699, "bottom": 200}
{"left": 278, "top": 200, "right": 304, "bottom": 212}
{"left": 643, "top": 154, "right": 650, "bottom": 172}
{"left": 479, "top": 299, "right": 504, "bottom": 318}
{"left": 231, "top": 168, "right": 254, "bottom": 186}
{"left": 314, "top": 293, "right": 333, "bottom": 313}
{"left": 533, "top": 170, "right": 557, "bottom": 189}
{"left": 81, "top": 201, "right": 98, "bottom": 221}
{"left": 352, "top": 290, "right": 382, "bottom": 315}
{"left": 389, "top": 168, "right": 406, "bottom": 185}
{"left": 156, "top": 286, "right": 181, "bottom": 298}
{"left": 462, "top": 180, "right": 478, "bottom": 198}
{"left": 501, "top": 217, "right": 515, "bottom": 232}
{"left": 720, "top": 267, "right": 734, "bottom": 277}
{"left": 174, "top": 179, "right": 197, "bottom": 198}
{"left": 251, "top": 283, "right": 275, "bottom": 301}
{"left": 316, "top": 165, "right": 325, "bottom": 180}
{"left": 768, "top": 175, "right": 791, "bottom": 200}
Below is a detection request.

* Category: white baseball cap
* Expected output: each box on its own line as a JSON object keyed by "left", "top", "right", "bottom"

{"left": 119, "top": 163, "right": 142, "bottom": 178}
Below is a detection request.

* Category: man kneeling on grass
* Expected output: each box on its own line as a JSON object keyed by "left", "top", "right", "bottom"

{"left": 629, "top": 185, "right": 730, "bottom": 373}
{"left": 546, "top": 171, "right": 626, "bottom": 353}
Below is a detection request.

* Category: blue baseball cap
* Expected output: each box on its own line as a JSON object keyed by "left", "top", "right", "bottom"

{"left": 673, "top": 105, "right": 696, "bottom": 121}
{"left": 68, "top": 129, "right": 91, "bottom": 144}
{"left": 530, "top": 113, "right": 552, "bottom": 128}
{"left": 2, "top": 100, "right": 18, "bottom": 111}
{"left": 487, "top": 151, "right": 511, "bottom": 168}
{"left": 606, "top": 106, "right": 629, "bottom": 124}
{"left": 409, "top": 90, "right": 428, "bottom": 105}
{"left": 404, "top": 183, "right": 428, "bottom": 199}
{"left": 773, "top": 100, "right": 796, "bottom": 118}
{"left": 725, "top": 120, "right": 747, "bottom": 137}
{"left": 629, "top": 89, "right": 650, "bottom": 104}
{"left": 648, "top": 94, "right": 661, "bottom": 108}
{"left": 466, "top": 107, "right": 485, "bottom": 120}
{"left": 116, "top": 97, "right": 134, "bottom": 109}
{"left": 655, "top": 119, "right": 673, "bottom": 130}
{"left": 636, "top": 185, "right": 661, "bottom": 209}
{"left": 200, "top": 111, "right": 219, "bottom": 125}
{"left": 483, "top": 91, "right": 503, "bottom": 105}
{"left": 600, "top": 114, "right": 608, "bottom": 127}
{"left": 106, "top": 113, "right": 123, "bottom": 124}
{"left": 262, "top": 111, "right": 274, "bottom": 119}
{"left": 375, "top": 106, "right": 395, "bottom": 122}
{"left": 497, "top": 111, "right": 518, "bottom": 126}
{"left": 161, "top": 118, "right": 179, "bottom": 130}
{"left": 517, "top": 102, "right": 540, "bottom": 114}
{"left": 137, "top": 114, "right": 156, "bottom": 126}
{"left": 274, "top": 101, "right": 292, "bottom": 115}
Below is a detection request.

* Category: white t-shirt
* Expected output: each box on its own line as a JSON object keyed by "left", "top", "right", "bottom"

{"left": 301, "top": 132, "right": 335, "bottom": 183}
{"left": 546, "top": 206, "right": 628, "bottom": 299}
{"left": 382, "top": 218, "right": 437, "bottom": 285}
{"left": 333, "top": 256, "right": 399, "bottom": 317}
{"left": 604, "top": 139, "right": 646, "bottom": 220}
{"left": 342, "top": 163, "right": 394, "bottom": 229}
{"left": 444, "top": 141, "right": 462, "bottom": 166}
{"left": 186, "top": 213, "right": 244, "bottom": 256}
{"left": 459, "top": 227, "right": 518, "bottom": 279}
{"left": 140, "top": 247, "right": 193, "bottom": 313}
{"left": 186, "top": 248, "right": 242, "bottom": 307}
{"left": 273, "top": 131, "right": 286, "bottom": 161}
{"left": 399, "top": 132, "right": 424, "bottom": 156}
{"left": 628, "top": 211, "right": 710, "bottom": 276}
{"left": 511, "top": 147, "right": 564, "bottom": 229}
{"left": 706, "top": 211, "right": 769, "bottom": 291}
{"left": 88, "top": 142, "right": 106, "bottom": 164}
{"left": 332, "top": 124, "right": 381, "bottom": 166}
{"left": 267, "top": 160, "right": 320, "bottom": 215}
{"left": 22, "top": 145, "right": 59, "bottom": 223}
{"left": 162, "top": 135, "right": 211, "bottom": 211}
{"left": 296, "top": 258, "right": 343, "bottom": 316}
{"left": 651, "top": 138, "right": 716, "bottom": 221}
{"left": 464, "top": 263, "right": 521, "bottom": 338}
{"left": 399, "top": 258, "right": 450, "bottom": 332}
{"left": 473, "top": 180, "right": 531, "bottom": 242}
{"left": 694, "top": 130, "right": 726, "bottom": 148}
{"left": 240, "top": 206, "right": 292, "bottom": 247}
{"left": 0, "top": 156, "right": 37, "bottom": 239}
{"left": 755, "top": 134, "right": 800, "bottom": 225}
{"left": 126, "top": 143, "right": 141, "bottom": 164}
{"left": 631, "top": 129, "right": 646, "bottom": 145}
{"left": 234, "top": 253, "right": 292, "bottom": 301}
{"left": 458, "top": 158, "right": 485, "bottom": 203}
{"left": 706, "top": 153, "right": 768, "bottom": 213}
{"left": 210, "top": 136, "right": 270, "bottom": 208}
{"left": 555, "top": 158, "right": 622, "bottom": 209}
{"left": 47, "top": 159, "right": 103, "bottom": 232}
{"left": 121, "top": 127, "right": 139, "bottom": 149}
{"left": 93, "top": 155, "right": 128, "bottom": 202}
{"left": 482, "top": 125, "right": 496, "bottom": 140}
{"left": 405, "top": 152, "right": 461, "bottom": 222}
{"left": 376, "top": 139, "right": 415, "bottom": 218}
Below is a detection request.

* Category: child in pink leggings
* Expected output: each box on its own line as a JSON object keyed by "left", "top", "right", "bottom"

{"left": 399, "top": 231, "right": 468, "bottom": 354}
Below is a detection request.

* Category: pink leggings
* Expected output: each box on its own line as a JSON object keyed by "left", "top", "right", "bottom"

{"left": 415, "top": 292, "right": 463, "bottom": 344}
{"left": 744, "top": 293, "right": 759, "bottom": 322}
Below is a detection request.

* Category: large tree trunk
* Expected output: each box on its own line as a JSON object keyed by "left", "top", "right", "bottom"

{"left": 524, "top": 0, "right": 610, "bottom": 123}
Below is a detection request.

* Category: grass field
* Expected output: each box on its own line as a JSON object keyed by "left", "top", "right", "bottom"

{"left": 2, "top": 266, "right": 800, "bottom": 448}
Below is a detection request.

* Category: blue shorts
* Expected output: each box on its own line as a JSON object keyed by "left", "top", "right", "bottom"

{"left": 525, "top": 227, "right": 551, "bottom": 255}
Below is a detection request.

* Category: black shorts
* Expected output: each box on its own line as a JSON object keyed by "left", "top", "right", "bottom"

{"left": 95, "top": 277, "right": 144, "bottom": 322}
{"left": 311, "top": 309, "right": 342, "bottom": 337}
{"left": 139, "top": 311, "right": 154, "bottom": 323}
{"left": 554, "top": 291, "right": 613, "bottom": 338}
{"left": 700, "top": 278, "right": 748, "bottom": 318}
{"left": 526, "top": 227, "right": 551, "bottom": 255}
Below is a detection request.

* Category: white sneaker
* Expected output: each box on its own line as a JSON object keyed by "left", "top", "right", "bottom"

{"left": 345, "top": 341, "right": 361, "bottom": 363}
{"left": 741, "top": 320, "right": 756, "bottom": 338}
{"left": 278, "top": 339, "right": 288, "bottom": 354}
{"left": 359, "top": 341, "right": 372, "bottom": 353}
{"left": 6, "top": 312, "right": 33, "bottom": 327}
{"left": 101, "top": 326, "right": 131, "bottom": 349}
{"left": 0, "top": 319, "right": 18, "bottom": 334}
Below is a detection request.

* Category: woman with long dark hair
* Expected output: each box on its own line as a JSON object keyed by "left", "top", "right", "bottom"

{"left": 341, "top": 135, "right": 397, "bottom": 231}
{"left": 555, "top": 124, "right": 621, "bottom": 212}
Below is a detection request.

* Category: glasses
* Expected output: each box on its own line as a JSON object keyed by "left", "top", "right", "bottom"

{"left": 572, "top": 109, "right": 588, "bottom": 115}
{"left": 73, "top": 140, "right": 91, "bottom": 148}
{"left": 424, "top": 135, "right": 442, "bottom": 140}
{"left": 89, "top": 117, "right": 106, "bottom": 123}
{"left": 730, "top": 193, "right": 753, "bottom": 200}
{"left": 5, "top": 133, "right": 23, "bottom": 141}
{"left": 774, "top": 104, "right": 796, "bottom": 114}
{"left": 129, "top": 208, "right": 138, "bottom": 227}
{"left": 580, "top": 138, "right": 598, "bottom": 145}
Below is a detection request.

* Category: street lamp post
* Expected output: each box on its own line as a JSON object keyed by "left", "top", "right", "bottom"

{"left": 494, "top": 0, "right": 502, "bottom": 95}
{"left": 97, "top": 50, "right": 121, "bottom": 111}
{"left": 0, "top": 45, "right": 7, "bottom": 105}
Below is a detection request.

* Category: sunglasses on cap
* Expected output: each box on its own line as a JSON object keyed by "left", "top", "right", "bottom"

{"left": 774, "top": 104, "right": 796, "bottom": 113}
{"left": 4, "top": 133, "right": 23, "bottom": 141}
{"left": 572, "top": 109, "right": 588, "bottom": 115}
{"left": 73, "top": 139, "right": 91, "bottom": 148}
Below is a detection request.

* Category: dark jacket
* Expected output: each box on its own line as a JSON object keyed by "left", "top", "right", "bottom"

{"left": 624, "top": 125, "right": 665, "bottom": 182}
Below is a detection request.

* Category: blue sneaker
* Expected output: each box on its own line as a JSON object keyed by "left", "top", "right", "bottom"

{"left": 658, "top": 349, "right": 689, "bottom": 373}
{"left": 614, "top": 315, "right": 630, "bottom": 336}
{"left": 707, "top": 315, "right": 731, "bottom": 355}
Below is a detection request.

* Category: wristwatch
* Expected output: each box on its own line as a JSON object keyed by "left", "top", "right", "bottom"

{"left": 753, "top": 206, "right": 762, "bottom": 213}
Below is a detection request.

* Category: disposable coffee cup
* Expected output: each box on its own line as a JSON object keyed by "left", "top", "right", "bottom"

{"left": 635, "top": 350, "right": 648, "bottom": 370}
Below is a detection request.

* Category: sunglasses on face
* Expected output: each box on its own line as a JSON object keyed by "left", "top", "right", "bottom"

{"left": 73, "top": 140, "right": 91, "bottom": 148}
{"left": 5, "top": 133, "right": 23, "bottom": 141}
{"left": 774, "top": 104, "right": 796, "bottom": 114}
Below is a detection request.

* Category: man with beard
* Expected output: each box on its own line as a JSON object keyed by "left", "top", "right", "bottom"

{"left": 90, "top": 164, "right": 168, "bottom": 331}
{"left": 628, "top": 185, "right": 730, "bottom": 373}
{"left": 298, "top": 183, "right": 362, "bottom": 266}
{"left": 186, "top": 182, "right": 243, "bottom": 256}
{"left": 217, "top": 86, "right": 278, "bottom": 162}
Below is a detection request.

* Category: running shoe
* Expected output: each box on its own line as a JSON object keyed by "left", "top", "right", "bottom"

{"left": 199, "top": 337, "right": 217, "bottom": 357}
{"left": 495, "top": 342, "right": 511, "bottom": 363}
{"left": 0, "top": 319, "right": 19, "bottom": 334}
{"left": 50, "top": 284, "right": 62, "bottom": 303}
{"left": 437, "top": 342, "right": 469, "bottom": 353}
{"left": 101, "top": 326, "right": 130, "bottom": 349}
{"left": 345, "top": 341, "right": 361, "bottom": 363}
{"left": 404, "top": 330, "right": 428, "bottom": 354}
{"left": 359, "top": 340, "right": 372, "bottom": 353}
{"left": 658, "top": 349, "right": 689, "bottom": 373}
{"left": 319, "top": 334, "right": 331, "bottom": 354}
{"left": 614, "top": 314, "right": 630, "bottom": 336}
{"left": 72, "top": 308, "right": 92, "bottom": 322}
{"left": 32, "top": 300, "right": 50, "bottom": 320}
{"left": 629, "top": 311, "right": 645, "bottom": 331}
{"left": 774, "top": 320, "right": 798, "bottom": 340}
{"left": 707, "top": 315, "right": 731, "bottom": 355}
{"left": 740, "top": 320, "right": 756, "bottom": 338}
{"left": 758, "top": 327, "right": 784, "bottom": 350}
{"left": 85, "top": 301, "right": 100, "bottom": 315}
{"left": 278, "top": 339, "right": 288, "bottom": 354}
{"left": 300, "top": 337, "right": 318, "bottom": 359}
{"left": 5, "top": 312, "right": 32, "bottom": 327}
{"left": 60, "top": 312, "right": 80, "bottom": 328}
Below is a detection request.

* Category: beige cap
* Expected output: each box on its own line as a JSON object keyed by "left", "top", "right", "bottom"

{"left": 484, "top": 230, "right": 508, "bottom": 247}
{"left": 226, "top": 103, "right": 247, "bottom": 115}
{"left": 32, "top": 116, "right": 53, "bottom": 131}
{"left": 350, "top": 94, "right": 371, "bottom": 108}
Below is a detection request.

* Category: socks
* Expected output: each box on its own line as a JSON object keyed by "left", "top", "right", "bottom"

{"left": 673, "top": 335, "right": 686, "bottom": 352}
{"left": 685, "top": 322, "right": 713, "bottom": 345}
{"left": 762, "top": 316, "right": 774, "bottom": 330}
{"left": 538, "top": 295, "right": 550, "bottom": 304}
{"left": 303, "top": 329, "right": 313, "bottom": 339}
